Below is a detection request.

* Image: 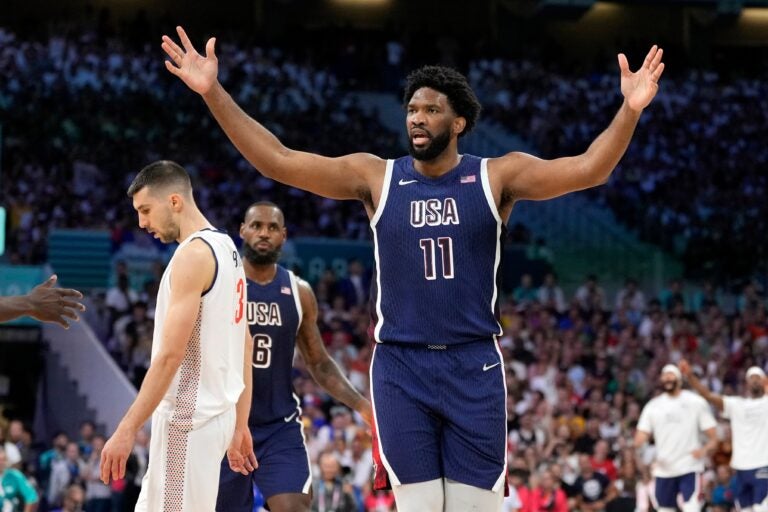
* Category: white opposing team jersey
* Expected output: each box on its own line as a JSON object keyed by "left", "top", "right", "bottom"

{"left": 723, "top": 395, "right": 768, "bottom": 470}
{"left": 153, "top": 228, "right": 247, "bottom": 430}
{"left": 637, "top": 390, "right": 717, "bottom": 478}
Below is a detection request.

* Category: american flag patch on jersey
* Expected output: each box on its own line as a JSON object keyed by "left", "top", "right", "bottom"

{"left": 281, "top": 286, "right": 291, "bottom": 295}
{"left": 460, "top": 175, "right": 476, "bottom": 183}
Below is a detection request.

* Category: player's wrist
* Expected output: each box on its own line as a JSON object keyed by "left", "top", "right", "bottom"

{"left": 621, "top": 99, "right": 644, "bottom": 116}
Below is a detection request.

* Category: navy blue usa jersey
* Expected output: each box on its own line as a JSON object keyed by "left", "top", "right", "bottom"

{"left": 370, "top": 155, "right": 504, "bottom": 345}
{"left": 246, "top": 265, "right": 303, "bottom": 425}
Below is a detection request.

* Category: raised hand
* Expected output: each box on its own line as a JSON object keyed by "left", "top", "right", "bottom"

{"left": 679, "top": 359, "right": 692, "bottom": 378}
{"left": 162, "top": 26, "right": 218, "bottom": 95}
{"left": 618, "top": 45, "right": 665, "bottom": 112}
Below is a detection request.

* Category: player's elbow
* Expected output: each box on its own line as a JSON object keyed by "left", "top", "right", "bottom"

{"left": 154, "top": 349, "right": 185, "bottom": 371}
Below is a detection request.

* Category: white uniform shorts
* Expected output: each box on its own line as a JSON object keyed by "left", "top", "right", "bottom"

{"left": 135, "top": 405, "right": 236, "bottom": 512}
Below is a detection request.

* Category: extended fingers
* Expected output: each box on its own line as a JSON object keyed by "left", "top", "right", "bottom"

{"left": 162, "top": 41, "right": 184, "bottom": 67}
{"left": 642, "top": 45, "right": 659, "bottom": 69}
{"left": 164, "top": 59, "right": 183, "bottom": 77}
{"left": 100, "top": 452, "right": 111, "bottom": 484}
{"left": 58, "top": 287, "right": 84, "bottom": 299}
{"left": 652, "top": 62, "right": 665, "bottom": 83}
{"left": 176, "top": 26, "right": 196, "bottom": 54}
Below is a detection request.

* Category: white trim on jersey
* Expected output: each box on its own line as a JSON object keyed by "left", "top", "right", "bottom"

{"left": 490, "top": 339, "right": 509, "bottom": 493}
{"left": 369, "top": 344, "right": 401, "bottom": 486}
{"left": 480, "top": 158, "right": 504, "bottom": 339}
{"left": 292, "top": 393, "right": 313, "bottom": 494}
{"left": 371, "top": 159, "right": 395, "bottom": 343}
{"left": 371, "top": 159, "right": 395, "bottom": 228}
{"left": 288, "top": 270, "right": 303, "bottom": 334}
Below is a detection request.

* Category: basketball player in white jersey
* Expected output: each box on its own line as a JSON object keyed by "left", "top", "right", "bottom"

{"left": 100, "top": 160, "right": 257, "bottom": 511}
{"left": 680, "top": 360, "right": 768, "bottom": 512}
{"left": 634, "top": 364, "right": 717, "bottom": 512}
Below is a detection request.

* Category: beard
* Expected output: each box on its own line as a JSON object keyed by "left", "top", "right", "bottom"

{"left": 243, "top": 243, "right": 281, "bottom": 265}
{"left": 749, "top": 383, "right": 764, "bottom": 398}
{"left": 408, "top": 127, "right": 452, "bottom": 161}
{"left": 662, "top": 381, "right": 679, "bottom": 393}
{"left": 154, "top": 209, "right": 179, "bottom": 243}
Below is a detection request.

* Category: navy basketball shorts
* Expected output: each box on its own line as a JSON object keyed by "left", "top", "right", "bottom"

{"left": 736, "top": 467, "right": 768, "bottom": 509}
{"left": 370, "top": 340, "right": 507, "bottom": 492}
{"left": 216, "top": 416, "right": 311, "bottom": 511}
{"left": 654, "top": 472, "right": 699, "bottom": 508}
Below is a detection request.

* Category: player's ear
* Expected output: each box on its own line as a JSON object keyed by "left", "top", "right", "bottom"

{"left": 239, "top": 223, "right": 245, "bottom": 239}
{"left": 169, "top": 193, "right": 184, "bottom": 212}
{"left": 453, "top": 116, "right": 466, "bottom": 136}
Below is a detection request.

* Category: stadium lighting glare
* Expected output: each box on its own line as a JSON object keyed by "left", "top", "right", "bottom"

{"left": 330, "top": 0, "right": 391, "bottom": 6}
{"left": 740, "top": 7, "right": 768, "bottom": 23}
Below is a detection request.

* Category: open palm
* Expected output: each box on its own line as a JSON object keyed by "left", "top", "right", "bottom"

{"left": 162, "top": 26, "right": 218, "bottom": 95}
{"left": 619, "top": 45, "right": 665, "bottom": 112}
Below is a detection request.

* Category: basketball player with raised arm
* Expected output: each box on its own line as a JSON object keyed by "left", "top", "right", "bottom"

{"left": 100, "top": 161, "right": 256, "bottom": 511}
{"left": 680, "top": 360, "right": 768, "bottom": 512}
{"left": 216, "top": 202, "right": 372, "bottom": 512}
{"left": 634, "top": 364, "right": 717, "bottom": 512}
{"left": 162, "top": 26, "right": 665, "bottom": 511}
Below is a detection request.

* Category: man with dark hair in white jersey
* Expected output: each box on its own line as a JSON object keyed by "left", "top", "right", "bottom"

{"left": 100, "top": 160, "right": 257, "bottom": 511}
{"left": 162, "top": 26, "right": 665, "bottom": 512}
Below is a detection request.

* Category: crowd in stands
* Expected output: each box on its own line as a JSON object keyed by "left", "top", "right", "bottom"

{"left": 0, "top": 25, "right": 401, "bottom": 268}
{"left": 469, "top": 58, "right": 768, "bottom": 281}
{"left": 3, "top": 25, "right": 768, "bottom": 282}
{"left": 4, "top": 263, "right": 768, "bottom": 511}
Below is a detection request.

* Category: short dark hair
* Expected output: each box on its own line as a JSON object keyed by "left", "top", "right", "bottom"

{"left": 126, "top": 160, "right": 192, "bottom": 197}
{"left": 403, "top": 65, "right": 481, "bottom": 137}
{"left": 243, "top": 201, "right": 284, "bottom": 225}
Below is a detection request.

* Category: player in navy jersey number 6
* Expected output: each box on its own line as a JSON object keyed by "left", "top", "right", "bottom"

{"left": 216, "top": 202, "right": 372, "bottom": 512}
{"left": 163, "top": 26, "right": 665, "bottom": 511}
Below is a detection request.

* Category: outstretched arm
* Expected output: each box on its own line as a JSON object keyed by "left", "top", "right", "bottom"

{"left": 100, "top": 240, "right": 214, "bottom": 483}
{"left": 490, "top": 46, "right": 665, "bottom": 202}
{"left": 679, "top": 359, "right": 724, "bottom": 411}
{"left": 161, "top": 27, "right": 384, "bottom": 202}
{"left": 0, "top": 275, "right": 85, "bottom": 327}
{"left": 294, "top": 279, "right": 372, "bottom": 425}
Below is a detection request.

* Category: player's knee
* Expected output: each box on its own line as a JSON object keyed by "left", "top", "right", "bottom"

{"left": 392, "top": 479, "right": 444, "bottom": 512}
{"left": 680, "top": 497, "right": 701, "bottom": 512}
{"left": 444, "top": 479, "right": 503, "bottom": 512}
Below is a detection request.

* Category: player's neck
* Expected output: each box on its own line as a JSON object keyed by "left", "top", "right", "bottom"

{"left": 177, "top": 209, "right": 214, "bottom": 243}
{"left": 412, "top": 145, "right": 461, "bottom": 178}
{"left": 245, "top": 260, "right": 278, "bottom": 285}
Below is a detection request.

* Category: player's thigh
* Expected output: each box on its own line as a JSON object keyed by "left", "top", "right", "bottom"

{"left": 441, "top": 341, "right": 507, "bottom": 491}
{"left": 653, "top": 476, "right": 681, "bottom": 509}
{"left": 135, "top": 412, "right": 168, "bottom": 512}
{"left": 216, "top": 457, "right": 254, "bottom": 512}
{"left": 254, "top": 420, "right": 312, "bottom": 502}
{"left": 677, "top": 472, "right": 701, "bottom": 511}
{"left": 752, "top": 467, "right": 768, "bottom": 509}
{"left": 370, "top": 344, "right": 443, "bottom": 486}
{"left": 184, "top": 406, "right": 237, "bottom": 511}
{"left": 265, "top": 492, "right": 312, "bottom": 512}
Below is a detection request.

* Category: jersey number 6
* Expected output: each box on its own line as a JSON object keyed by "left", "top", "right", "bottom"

{"left": 252, "top": 334, "right": 272, "bottom": 369}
